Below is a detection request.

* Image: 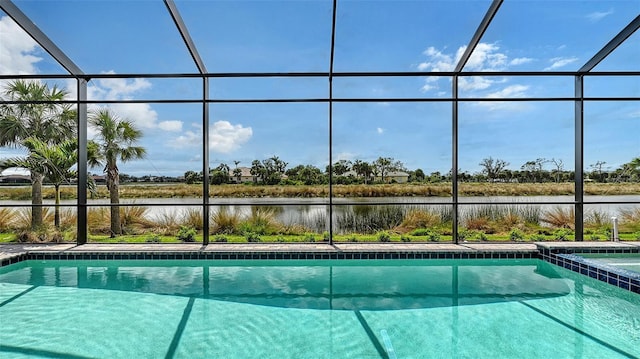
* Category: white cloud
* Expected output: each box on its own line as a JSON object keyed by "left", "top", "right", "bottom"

{"left": 417, "top": 46, "right": 456, "bottom": 73}
{"left": 421, "top": 83, "right": 437, "bottom": 92}
{"left": 462, "top": 43, "right": 508, "bottom": 71}
{"left": 65, "top": 71, "right": 184, "bottom": 133}
{"left": 418, "top": 42, "right": 527, "bottom": 93}
{"left": 628, "top": 110, "right": 640, "bottom": 119}
{"left": 377, "top": 127, "right": 384, "bottom": 134}
{"left": 486, "top": 85, "right": 529, "bottom": 98}
{"left": 0, "top": 16, "right": 41, "bottom": 75}
{"left": 544, "top": 57, "right": 579, "bottom": 71}
{"left": 474, "top": 85, "right": 531, "bottom": 112}
{"left": 459, "top": 76, "right": 495, "bottom": 91}
{"left": 509, "top": 57, "right": 534, "bottom": 66}
{"left": 586, "top": 9, "right": 614, "bottom": 22}
{"left": 158, "top": 120, "right": 183, "bottom": 132}
{"left": 95, "top": 71, "right": 151, "bottom": 99}
{"left": 210, "top": 120, "right": 252, "bottom": 153}
{"left": 168, "top": 130, "right": 199, "bottom": 149}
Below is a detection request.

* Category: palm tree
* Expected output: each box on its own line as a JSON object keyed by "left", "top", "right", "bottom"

{"left": 232, "top": 160, "right": 242, "bottom": 183}
{"left": 0, "top": 80, "right": 76, "bottom": 229}
{"left": 89, "top": 108, "right": 146, "bottom": 237}
{"left": 1, "top": 138, "right": 101, "bottom": 229}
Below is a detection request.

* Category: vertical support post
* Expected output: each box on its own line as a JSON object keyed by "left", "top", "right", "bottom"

{"left": 328, "top": 86, "right": 334, "bottom": 245}
{"left": 203, "top": 77, "right": 210, "bottom": 245}
{"left": 327, "top": 0, "right": 337, "bottom": 245}
{"left": 77, "top": 78, "right": 88, "bottom": 244}
{"left": 452, "top": 76, "right": 459, "bottom": 244}
{"left": 574, "top": 75, "right": 584, "bottom": 241}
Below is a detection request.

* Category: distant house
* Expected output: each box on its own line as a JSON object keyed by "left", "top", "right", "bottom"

{"left": 0, "top": 174, "right": 31, "bottom": 184}
{"left": 230, "top": 167, "right": 290, "bottom": 183}
{"left": 91, "top": 174, "right": 106, "bottom": 184}
{"left": 378, "top": 171, "right": 410, "bottom": 183}
{"left": 232, "top": 167, "right": 255, "bottom": 183}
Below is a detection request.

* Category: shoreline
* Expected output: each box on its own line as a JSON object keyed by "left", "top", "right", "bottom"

{"left": 1, "top": 182, "right": 639, "bottom": 201}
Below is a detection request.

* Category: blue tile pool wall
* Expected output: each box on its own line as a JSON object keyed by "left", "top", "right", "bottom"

{"left": 0, "top": 250, "right": 538, "bottom": 267}
{"left": 540, "top": 248, "right": 640, "bottom": 294}
{"left": 0, "top": 253, "right": 27, "bottom": 267}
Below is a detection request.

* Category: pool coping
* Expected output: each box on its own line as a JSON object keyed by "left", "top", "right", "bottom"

{"left": 2, "top": 241, "right": 639, "bottom": 294}
{"left": 0, "top": 242, "right": 541, "bottom": 265}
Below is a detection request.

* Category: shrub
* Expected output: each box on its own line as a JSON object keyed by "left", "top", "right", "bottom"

{"left": 400, "top": 235, "right": 411, "bottom": 242}
{"left": 410, "top": 228, "right": 431, "bottom": 236}
{"left": 553, "top": 228, "right": 572, "bottom": 241}
{"left": 347, "top": 235, "right": 358, "bottom": 242}
{"left": 335, "top": 205, "right": 405, "bottom": 234}
{"left": 322, "top": 231, "right": 330, "bottom": 242}
{"left": 177, "top": 225, "right": 197, "bottom": 242}
{"left": 0, "top": 208, "right": 16, "bottom": 231}
{"left": 14, "top": 208, "right": 54, "bottom": 230}
{"left": 155, "top": 210, "right": 181, "bottom": 234}
{"left": 509, "top": 229, "right": 525, "bottom": 242}
{"left": 397, "top": 209, "right": 442, "bottom": 232}
{"left": 600, "top": 227, "right": 612, "bottom": 239}
{"left": 476, "top": 231, "right": 488, "bottom": 241}
{"left": 146, "top": 234, "right": 161, "bottom": 243}
{"left": 245, "top": 232, "right": 261, "bottom": 242}
{"left": 240, "top": 208, "right": 281, "bottom": 235}
{"left": 426, "top": 229, "right": 441, "bottom": 242}
{"left": 620, "top": 208, "right": 640, "bottom": 233}
{"left": 457, "top": 229, "right": 473, "bottom": 242}
{"left": 585, "top": 210, "right": 609, "bottom": 229}
{"left": 304, "top": 233, "right": 316, "bottom": 242}
{"left": 16, "top": 227, "right": 63, "bottom": 243}
{"left": 213, "top": 235, "right": 228, "bottom": 242}
{"left": 181, "top": 208, "right": 203, "bottom": 231}
{"left": 529, "top": 233, "right": 546, "bottom": 241}
{"left": 541, "top": 207, "right": 575, "bottom": 229}
{"left": 211, "top": 208, "right": 241, "bottom": 234}
{"left": 377, "top": 231, "right": 391, "bottom": 242}
{"left": 120, "top": 206, "right": 154, "bottom": 233}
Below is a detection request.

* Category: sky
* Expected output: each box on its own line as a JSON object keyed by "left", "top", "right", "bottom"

{"left": 0, "top": 0, "right": 639, "bottom": 177}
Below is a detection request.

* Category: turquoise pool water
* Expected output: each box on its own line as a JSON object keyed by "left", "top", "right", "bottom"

{"left": 0, "top": 259, "right": 638, "bottom": 358}
{"left": 578, "top": 253, "right": 640, "bottom": 274}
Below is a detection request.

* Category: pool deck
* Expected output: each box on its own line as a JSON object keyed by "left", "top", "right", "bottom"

{"left": 2, "top": 241, "right": 639, "bottom": 263}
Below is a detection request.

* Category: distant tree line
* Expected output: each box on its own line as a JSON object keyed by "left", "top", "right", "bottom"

{"left": 180, "top": 156, "right": 640, "bottom": 185}
{"left": 182, "top": 157, "right": 408, "bottom": 185}
{"left": 474, "top": 157, "right": 640, "bottom": 184}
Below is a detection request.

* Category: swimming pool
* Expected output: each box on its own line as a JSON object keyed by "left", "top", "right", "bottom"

{"left": 1, "top": 259, "right": 638, "bottom": 358}
{"left": 578, "top": 253, "right": 640, "bottom": 274}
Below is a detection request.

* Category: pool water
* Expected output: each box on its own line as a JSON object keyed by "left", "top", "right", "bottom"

{"left": 578, "top": 253, "right": 640, "bottom": 274}
{"left": 0, "top": 259, "right": 638, "bottom": 358}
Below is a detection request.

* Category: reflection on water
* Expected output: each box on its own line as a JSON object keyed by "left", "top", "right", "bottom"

{"left": 0, "top": 259, "right": 573, "bottom": 310}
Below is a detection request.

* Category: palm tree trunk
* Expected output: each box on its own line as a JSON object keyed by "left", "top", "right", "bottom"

{"left": 107, "top": 165, "right": 121, "bottom": 237}
{"left": 54, "top": 184, "right": 61, "bottom": 228}
{"left": 31, "top": 171, "right": 44, "bottom": 229}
